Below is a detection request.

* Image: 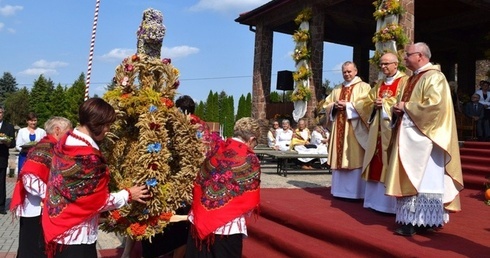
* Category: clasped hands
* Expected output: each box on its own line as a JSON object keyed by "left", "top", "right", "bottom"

{"left": 392, "top": 101, "right": 405, "bottom": 117}
{"left": 335, "top": 100, "right": 347, "bottom": 111}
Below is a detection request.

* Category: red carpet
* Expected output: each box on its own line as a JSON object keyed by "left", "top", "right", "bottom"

{"left": 99, "top": 142, "right": 490, "bottom": 257}
{"left": 244, "top": 187, "right": 490, "bottom": 258}
{"left": 460, "top": 141, "right": 490, "bottom": 190}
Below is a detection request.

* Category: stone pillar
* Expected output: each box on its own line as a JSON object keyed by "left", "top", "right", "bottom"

{"left": 252, "top": 23, "right": 273, "bottom": 143}
{"left": 353, "top": 45, "right": 371, "bottom": 84}
{"left": 400, "top": 0, "right": 414, "bottom": 44}
{"left": 309, "top": 5, "right": 325, "bottom": 125}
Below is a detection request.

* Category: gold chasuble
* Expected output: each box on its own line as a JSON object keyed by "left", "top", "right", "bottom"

{"left": 356, "top": 72, "right": 407, "bottom": 183}
{"left": 385, "top": 64, "right": 463, "bottom": 212}
{"left": 323, "top": 77, "right": 370, "bottom": 170}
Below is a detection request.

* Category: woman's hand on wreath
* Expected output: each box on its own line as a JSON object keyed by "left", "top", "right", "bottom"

{"left": 128, "top": 185, "right": 150, "bottom": 203}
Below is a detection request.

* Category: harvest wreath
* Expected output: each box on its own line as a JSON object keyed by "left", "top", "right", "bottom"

{"left": 100, "top": 8, "right": 205, "bottom": 241}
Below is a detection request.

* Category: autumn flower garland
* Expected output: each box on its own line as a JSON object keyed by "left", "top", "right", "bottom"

{"left": 291, "top": 8, "right": 313, "bottom": 102}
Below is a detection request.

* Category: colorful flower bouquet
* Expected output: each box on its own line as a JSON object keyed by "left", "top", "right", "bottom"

{"left": 372, "top": 0, "right": 404, "bottom": 20}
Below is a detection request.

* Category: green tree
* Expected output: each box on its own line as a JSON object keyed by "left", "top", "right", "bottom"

{"left": 204, "top": 90, "right": 219, "bottom": 122}
{"left": 30, "top": 75, "right": 54, "bottom": 127}
{"left": 245, "top": 93, "right": 252, "bottom": 117}
{"left": 223, "top": 95, "right": 234, "bottom": 137}
{"left": 4, "top": 87, "right": 30, "bottom": 127}
{"left": 0, "top": 72, "right": 18, "bottom": 105}
{"left": 322, "top": 79, "right": 333, "bottom": 97}
{"left": 64, "top": 73, "right": 86, "bottom": 125}
{"left": 235, "top": 95, "right": 246, "bottom": 121}
{"left": 49, "top": 84, "right": 68, "bottom": 117}
{"left": 195, "top": 101, "right": 205, "bottom": 119}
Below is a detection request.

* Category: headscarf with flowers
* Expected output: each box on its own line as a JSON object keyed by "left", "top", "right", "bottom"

{"left": 10, "top": 135, "right": 57, "bottom": 215}
{"left": 191, "top": 137, "right": 261, "bottom": 240}
{"left": 42, "top": 131, "right": 110, "bottom": 255}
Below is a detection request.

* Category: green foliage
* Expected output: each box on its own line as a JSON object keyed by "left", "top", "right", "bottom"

{"left": 236, "top": 95, "right": 247, "bottom": 121}
{"left": 49, "top": 84, "right": 68, "bottom": 117}
{"left": 270, "top": 91, "right": 282, "bottom": 103}
{"left": 195, "top": 101, "right": 205, "bottom": 118}
{"left": 64, "top": 73, "right": 86, "bottom": 126}
{"left": 203, "top": 90, "right": 219, "bottom": 122}
{"left": 0, "top": 72, "right": 18, "bottom": 106}
{"left": 245, "top": 93, "right": 252, "bottom": 117}
{"left": 4, "top": 87, "right": 29, "bottom": 126}
{"left": 29, "top": 75, "right": 54, "bottom": 127}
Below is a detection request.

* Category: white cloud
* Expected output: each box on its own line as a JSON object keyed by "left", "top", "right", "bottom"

{"left": 162, "top": 45, "right": 199, "bottom": 59}
{"left": 99, "top": 48, "right": 135, "bottom": 62}
{"left": 17, "top": 60, "right": 68, "bottom": 78}
{"left": 100, "top": 46, "right": 199, "bottom": 62}
{"left": 32, "top": 59, "right": 68, "bottom": 69}
{"left": 332, "top": 62, "right": 343, "bottom": 74}
{"left": 0, "top": 5, "right": 23, "bottom": 16}
{"left": 6, "top": 27, "right": 14, "bottom": 33}
{"left": 190, "top": 0, "right": 270, "bottom": 12}
{"left": 0, "top": 22, "right": 3, "bottom": 30}
{"left": 18, "top": 68, "right": 58, "bottom": 76}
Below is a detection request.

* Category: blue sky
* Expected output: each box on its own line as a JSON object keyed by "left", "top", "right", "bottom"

{"left": 0, "top": 0, "right": 353, "bottom": 104}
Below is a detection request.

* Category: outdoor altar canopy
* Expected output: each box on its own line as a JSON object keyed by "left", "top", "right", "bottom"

{"left": 100, "top": 8, "right": 204, "bottom": 241}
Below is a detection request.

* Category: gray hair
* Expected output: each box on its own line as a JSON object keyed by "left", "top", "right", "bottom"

{"left": 44, "top": 116, "right": 72, "bottom": 134}
{"left": 233, "top": 117, "right": 260, "bottom": 142}
{"left": 414, "top": 42, "right": 431, "bottom": 59}
{"left": 281, "top": 119, "right": 290, "bottom": 125}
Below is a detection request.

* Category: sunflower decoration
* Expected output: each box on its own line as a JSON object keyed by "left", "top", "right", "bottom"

{"left": 100, "top": 8, "right": 205, "bottom": 241}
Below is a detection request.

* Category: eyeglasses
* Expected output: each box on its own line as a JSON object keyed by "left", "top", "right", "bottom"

{"left": 405, "top": 52, "right": 420, "bottom": 57}
{"left": 379, "top": 62, "right": 396, "bottom": 67}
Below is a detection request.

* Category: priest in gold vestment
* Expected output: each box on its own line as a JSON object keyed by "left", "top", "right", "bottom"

{"left": 356, "top": 53, "right": 407, "bottom": 214}
{"left": 323, "top": 61, "right": 370, "bottom": 199}
{"left": 387, "top": 43, "right": 463, "bottom": 236}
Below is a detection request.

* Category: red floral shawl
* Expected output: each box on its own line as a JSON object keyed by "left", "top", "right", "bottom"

{"left": 10, "top": 135, "right": 56, "bottom": 215}
{"left": 191, "top": 138, "right": 261, "bottom": 240}
{"left": 42, "top": 131, "right": 110, "bottom": 252}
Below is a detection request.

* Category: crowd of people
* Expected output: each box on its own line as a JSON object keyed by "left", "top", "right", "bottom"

{"left": 269, "top": 43, "right": 464, "bottom": 237}
{"left": 267, "top": 117, "right": 330, "bottom": 169}
{"left": 0, "top": 42, "right": 470, "bottom": 258}
{"left": 463, "top": 79, "right": 490, "bottom": 140}
{"left": 0, "top": 94, "right": 261, "bottom": 258}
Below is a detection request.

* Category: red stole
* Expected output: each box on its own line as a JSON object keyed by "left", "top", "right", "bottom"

{"left": 368, "top": 78, "right": 401, "bottom": 181}
{"left": 335, "top": 84, "right": 355, "bottom": 166}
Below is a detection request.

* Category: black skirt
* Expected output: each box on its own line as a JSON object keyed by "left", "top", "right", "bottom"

{"left": 141, "top": 206, "right": 190, "bottom": 258}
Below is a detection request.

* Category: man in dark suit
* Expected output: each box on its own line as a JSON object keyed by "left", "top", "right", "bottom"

{"left": 464, "top": 94, "right": 486, "bottom": 140}
{"left": 0, "top": 107, "right": 15, "bottom": 214}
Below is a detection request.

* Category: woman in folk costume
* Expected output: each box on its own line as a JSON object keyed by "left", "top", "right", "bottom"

{"left": 355, "top": 52, "right": 407, "bottom": 214}
{"left": 186, "top": 117, "right": 261, "bottom": 258}
{"left": 10, "top": 117, "right": 72, "bottom": 258}
{"left": 41, "top": 98, "right": 149, "bottom": 258}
